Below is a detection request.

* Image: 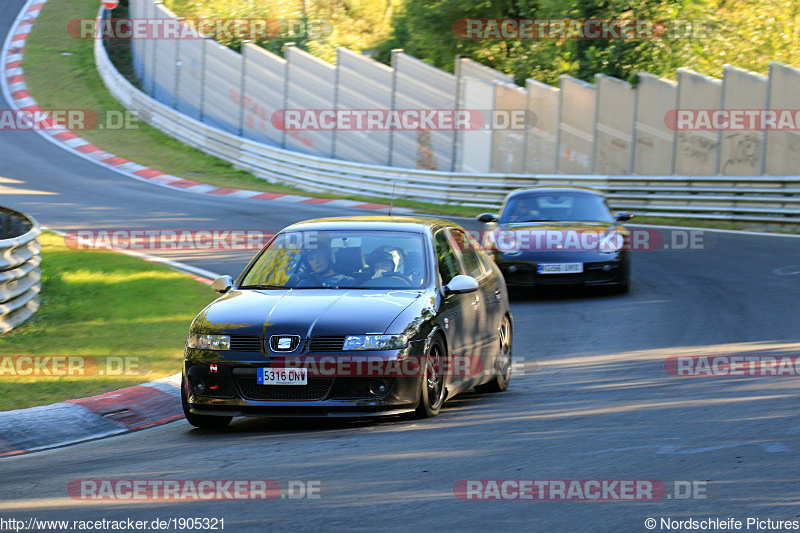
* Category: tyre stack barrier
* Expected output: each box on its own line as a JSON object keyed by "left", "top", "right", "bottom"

{"left": 0, "top": 207, "right": 41, "bottom": 334}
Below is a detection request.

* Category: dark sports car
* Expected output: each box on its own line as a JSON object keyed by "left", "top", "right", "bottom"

{"left": 477, "top": 186, "right": 632, "bottom": 292}
{"left": 182, "top": 216, "right": 512, "bottom": 428}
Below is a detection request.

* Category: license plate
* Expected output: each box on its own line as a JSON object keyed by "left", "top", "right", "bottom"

{"left": 537, "top": 263, "right": 583, "bottom": 274}
{"left": 257, "top": 367, "right": 307, "bottom": 385}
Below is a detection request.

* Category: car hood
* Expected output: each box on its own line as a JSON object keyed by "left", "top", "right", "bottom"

{"left": 193, "top": 288, "right": 424, "bottom": 338}
{"left": 490, "top": 221, "right": 628, "bottom": 261}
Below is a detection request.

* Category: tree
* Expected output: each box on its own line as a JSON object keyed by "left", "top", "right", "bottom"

{"left": 374, "top": 0, "right": 724, "bottom": 86}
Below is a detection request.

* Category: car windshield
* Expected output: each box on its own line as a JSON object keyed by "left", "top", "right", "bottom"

{"left": 240, "top": 230, "right": 428, "bottom": 290}
{"left": 499, "top": 192, "right": 614, "bottom": 223}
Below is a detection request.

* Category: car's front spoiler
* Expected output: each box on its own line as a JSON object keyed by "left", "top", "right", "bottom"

{"left": 188, "top": 403, "right": 417, "bottom": 418}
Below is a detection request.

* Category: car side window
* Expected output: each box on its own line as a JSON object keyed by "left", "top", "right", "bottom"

{"left": 448, "top": 229, "right": 483, "bottom": 278}
{"left": 434, "top": 230, "right": 462, "bottom": 285}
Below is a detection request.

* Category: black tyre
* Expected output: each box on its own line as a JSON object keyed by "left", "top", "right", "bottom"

{"left": 613, "top": 261, "right": 630, "bottom": 294}
{"left": 415, "top": 336, "right": 446, "bottom": 418}
{"left": 181, "top": 384, "right": 232, "bottom": 429}
{"left": 474, "top": 315, "right": 512, "bottom": 393}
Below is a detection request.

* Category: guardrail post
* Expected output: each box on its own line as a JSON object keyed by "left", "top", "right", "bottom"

{"left": 388, "top": 49, "right": 402, "bottom": 167}
{"left": 198, "top": 36, "right": 210, "bottom": 122}
{"left": 150, "top": 1, "right": 163, "bottom": 95}
{"left": 280, "top": 43, "right": 295, "bottom": 149}
{"left": 173, "top": 20, "right": 182, "bottom": 109}
{"left": 761, "top": 64, "right": 773, "bottom": 176}
{"left": 238, "top": 41, "right": 251, "bottom": 137}
{"left": 451, "top": 55, "right": 462, "bottom": 172}
{"left": 331, "top": 48, "right": 341, "bottom": 159}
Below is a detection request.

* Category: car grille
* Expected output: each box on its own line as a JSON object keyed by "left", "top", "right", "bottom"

{"left": 232, "top": 368, "right": 333, "bottom": 400}
{"left": 330, "top": 378, "right": 394, "bottom": 399}
{"left": 269, "top": 335, "right": 301, "bottom": 351}
{"left": 229, "top": 335, "right": 262, "bottom": 352}
{"left": 309, "top": 336, "right": 346, "bottom": 352}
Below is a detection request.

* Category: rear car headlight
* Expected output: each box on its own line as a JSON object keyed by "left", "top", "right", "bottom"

{"left": 343, "top": 334, "right": 408, "bottom": 351}
{"left": 187, "top": 333, "right": 230, "bottom": 350}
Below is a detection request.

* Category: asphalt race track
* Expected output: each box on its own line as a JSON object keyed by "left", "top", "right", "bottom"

{"left": 1, "top": 1, "right": 800, "bottom": 531}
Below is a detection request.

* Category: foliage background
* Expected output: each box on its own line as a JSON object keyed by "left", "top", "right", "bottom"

{"left": 164, "top": 0, "right": 799, "bottom": 85}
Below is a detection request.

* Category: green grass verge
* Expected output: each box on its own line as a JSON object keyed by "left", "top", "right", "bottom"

{"left": 0, "top": 233, "right": 216, "bottom": 411}
{"left": 19, "top": 0, "right": 797, "bottom": 229}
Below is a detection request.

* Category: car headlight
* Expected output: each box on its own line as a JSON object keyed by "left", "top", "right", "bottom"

{"left": 599, "top": 230, "right": 625, "bottom": 253}
{"left": 187, "top": 333, "right": 230, "bottom": 350}
{"left": 343, "top": 334, "right": 408, "bottom": 351}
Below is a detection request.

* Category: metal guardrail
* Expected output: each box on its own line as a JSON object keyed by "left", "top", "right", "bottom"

{"left": 0, "top": 207, "right": 41, "bottom": 334}
{"left": 94, "top": 31, "right": 800, "bottom": 225}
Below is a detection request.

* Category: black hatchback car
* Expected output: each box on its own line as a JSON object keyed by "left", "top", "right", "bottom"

{"left": 477, "top": 186, "right": 632, "bottom": 292}
{"left": 182, "top": 216, "right": 512, "bottom": 427}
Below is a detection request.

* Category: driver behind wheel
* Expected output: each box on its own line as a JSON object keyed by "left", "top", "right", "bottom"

{"left": 366, "top": 249, "right": 396, "bottom": 279}
{"left": 297, "top": 248, "right": 355, "bottom": 287}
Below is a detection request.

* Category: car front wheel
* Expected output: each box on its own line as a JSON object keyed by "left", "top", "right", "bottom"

{"left": 415, "top": 336, "right": 446, "bottom": 418}
{"left": 474, "top": 315, "right": 512, "bottom": 393}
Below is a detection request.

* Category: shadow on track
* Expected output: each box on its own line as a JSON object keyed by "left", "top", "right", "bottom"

{"left": 507, "top": 284, "right": 631, "bottom": 302}
{"left": 180, "top": 392, "right": 491, "bottom": 437}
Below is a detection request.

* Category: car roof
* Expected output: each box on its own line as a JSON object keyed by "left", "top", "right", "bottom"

{"left": 505, "top": 185, "right": 604, "bottom": 198}
{"left": 279, "top": 216, "right": 459, "bottom": 233}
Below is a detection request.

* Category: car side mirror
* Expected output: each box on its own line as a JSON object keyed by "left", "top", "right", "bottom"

{"left": 443, "top": 274, "right": 479, "bottom": 295}
{"left": 616, "top": 212, "right": 633, "bottom": 222}
{"left": 211, "top": 275, "right": 235, "bottom": 294}
{"left": 477, "top": 213, "right": 498, "bottom": 223}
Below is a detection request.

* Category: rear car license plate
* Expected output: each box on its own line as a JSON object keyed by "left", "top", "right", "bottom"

{"left": 257, "top": 367, "right": 307, "bottom": 385}
{"left": 537, "top": 263, "right": 583, "bottom": 274}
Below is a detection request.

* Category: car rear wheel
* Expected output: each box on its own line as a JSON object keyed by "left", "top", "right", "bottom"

{"left": 415, "top": 337, "right": 446, "bottom": 418}
{"left": 474, "top": 315, "right": 512, "bottom": 393}
{"left": 181, "top": 383, "right": 232, "bottom": 429}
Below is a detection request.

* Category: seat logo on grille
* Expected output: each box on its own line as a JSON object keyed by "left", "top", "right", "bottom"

{"left": 271, "top": 335, "right": 300, "bottom": 351}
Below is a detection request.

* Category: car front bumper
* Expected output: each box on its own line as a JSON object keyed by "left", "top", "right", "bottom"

{"left": 496, "top": 259, "right": 628, "bottom": 287}
{"left": 182, "top": 354, "right": 423, "bottom": 417}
